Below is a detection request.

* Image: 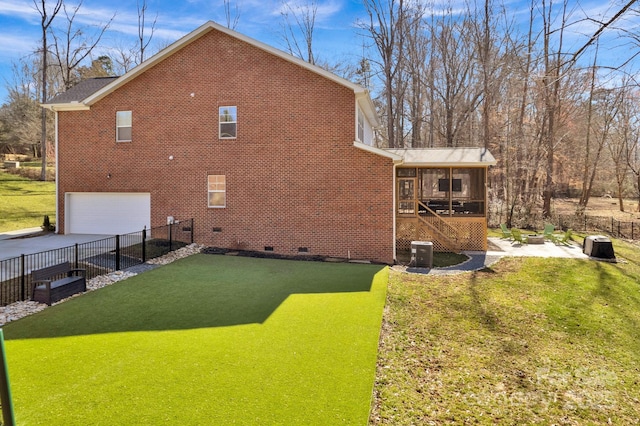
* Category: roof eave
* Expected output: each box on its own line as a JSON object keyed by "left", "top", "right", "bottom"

{"left": 355, "top": 91, "right": 381, "bottom": 128}
{"left": 83, "top": 21, "right": 373, "bottom": 107}
{"left": 41, "top": 102, "right": 90, "bottom": 111}
{"left": 400, "top": 161, "right": 497, "bottom": 167}
{"left": 353, "top": 141, "right": 403, "bottom": 163}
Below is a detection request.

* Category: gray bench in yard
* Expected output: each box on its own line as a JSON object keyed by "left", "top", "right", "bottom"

{"left": 31, "top": 262, "right": 86, "bottom": 305}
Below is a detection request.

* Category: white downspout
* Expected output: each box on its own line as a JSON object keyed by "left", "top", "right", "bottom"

{"left": 54, "top": 109, "right": 59, "bottom": 234}
{"left": 392, "top": 162, "right": 397, "bottom": 263}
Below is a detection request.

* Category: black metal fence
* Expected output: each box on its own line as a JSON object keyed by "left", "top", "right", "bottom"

{"left": 555, "top": 214, "right": 640, "bottom": 240}
{"left": 0, "top": 219, "right": 194, "bottom": 307}
{"left": 491, "top": 213, "right": 640, "bottom": 241}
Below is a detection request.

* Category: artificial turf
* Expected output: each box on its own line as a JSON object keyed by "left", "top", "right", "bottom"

{"left": 3, "top": 255, "right": 389, "bottom": 425}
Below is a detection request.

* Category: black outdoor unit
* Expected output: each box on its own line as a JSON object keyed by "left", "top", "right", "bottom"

{"left": 583, "top": 235, "right": 615, "bottom": 259}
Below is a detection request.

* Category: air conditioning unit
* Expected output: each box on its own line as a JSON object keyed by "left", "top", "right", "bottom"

{"left": 411, "top": 241, "right": 433, "bottom": 268}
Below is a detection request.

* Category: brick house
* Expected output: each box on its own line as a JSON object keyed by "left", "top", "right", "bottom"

{"left": 44, "top": 21, "right": 495, "bottom": 264}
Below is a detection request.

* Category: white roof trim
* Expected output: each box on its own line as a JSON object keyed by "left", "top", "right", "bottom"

{"left": 353, "top": 141, "right": 403, "bottom": 162}
{"left": 356, "top": 92, "right": 381, "bottom": 128}
{"left": 43, "top": 102, "right": 90, "bottom": 112}
{"left": 386, "top": 148, "right": 497, "bottom": 167}
{"left": 82, "top": 21, "right": 375, "bottom": 109}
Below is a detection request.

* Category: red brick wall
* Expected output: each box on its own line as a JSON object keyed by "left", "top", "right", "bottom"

{"left": 56, "top": 27, "right": 395, "bottom": 263}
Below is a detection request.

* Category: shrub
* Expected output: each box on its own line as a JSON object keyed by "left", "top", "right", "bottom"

{"left": 42, "top": 215, "right": 55, "bottom": 232}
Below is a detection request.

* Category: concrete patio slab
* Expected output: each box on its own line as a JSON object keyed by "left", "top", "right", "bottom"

{"left": 487, "top": 237, "right": 588, "bottom": 259}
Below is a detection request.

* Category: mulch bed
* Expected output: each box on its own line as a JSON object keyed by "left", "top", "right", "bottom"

{"left": 201, "top": 247, "right": 330, "bottom": 262}
{"left": 200, "top": 246, "right": 387, "bottom": 264}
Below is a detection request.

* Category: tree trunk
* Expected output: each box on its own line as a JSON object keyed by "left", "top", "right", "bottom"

{"left": 40, "top": 24, "right": 48, "bottom": 181}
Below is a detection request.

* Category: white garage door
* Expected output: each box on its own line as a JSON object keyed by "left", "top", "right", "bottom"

{"left": 66, "top": 192, "right": 151, "bottom": 235}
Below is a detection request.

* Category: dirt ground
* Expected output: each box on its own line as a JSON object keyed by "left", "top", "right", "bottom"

{"left": 553, "top": 197, "right": 640, "bottom": 221}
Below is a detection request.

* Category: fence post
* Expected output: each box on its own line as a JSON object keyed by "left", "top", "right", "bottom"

{"left": 20, "top": 255, "right": 25, "bottom": 302}
{"left": 142, "top": 227, "right": 147, "bottom": 263}
{"left": 0, "top": 330, "right": 16, "bottom": 426}
{"left": 190, "top": 219, "right": 194, "bottom": 244}
{"left": 168, "top": 223, "right": 173, "bottom": 252}
{"left": 74, "top": 243, "right": 79, "bottom": 269}
{"left": 115, "top": 235, "right": 120, "bottom": 271}
{"left": 633, "top": 222, "right": 635, "bottom": 240}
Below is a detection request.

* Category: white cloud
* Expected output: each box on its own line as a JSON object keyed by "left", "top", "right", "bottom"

{"left": 271, "top": 0, "right": 343, "bottom": 22}
{"left": 0, "top": 32, "right": 37, "bottom": 56}
{"left": 0, "top": 0, "right": 37, "bottom": 18}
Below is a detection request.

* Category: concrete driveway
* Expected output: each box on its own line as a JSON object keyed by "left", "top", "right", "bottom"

{"left": 0, "top": 229, "right": 109, "bottom": 261}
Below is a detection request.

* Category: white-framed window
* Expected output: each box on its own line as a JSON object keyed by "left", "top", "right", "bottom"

{"left": 219, "top": 106, "right": 237, "bottom": 139}
{"left": 116, "top": 111, "right": 132, "bottom": 142}
{"left": 208, "top": 175, "right": 226, "bottom": 208}
{"left": 357, "top": 108, "right": 365, "bottom": 143}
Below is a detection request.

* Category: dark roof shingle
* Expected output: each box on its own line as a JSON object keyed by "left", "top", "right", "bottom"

{"left": 45, "top": 77, "right": 119, "bottom": 104}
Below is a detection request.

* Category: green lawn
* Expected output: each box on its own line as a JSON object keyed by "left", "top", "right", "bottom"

{"left": 372, "top": 238, "right": 640, "bottom": 424}
{"left": 0, "top": 170, "right": 55, "bottom": 232}
{"left": 4, "top": 255, "right": 388, "bottom": 425}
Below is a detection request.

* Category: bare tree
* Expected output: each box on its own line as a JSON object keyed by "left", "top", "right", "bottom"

{"left": 33, "top": 0, "right": 63, "bottom": 181}
{"left": 361, "top": 0, "right": 407, "bottom": 148}
{"left": 624, "top": 91, "right": 640, "bottom": 211}
{"left": 110, "top": 40, "right": 137, "bottom": 75}
{"left": 540, "top": 0, "right": 569, "bottom": 217}
{"left": 429, "top": 14, "right": 483, "bottom": 147}
{"left": 0, "top": 61, "right": 42, "bottom": 156}
{"left": 470, "top": 0, "right": 509, "bottom": 151}
{"left": 223, "top": 0, "right": 240, "bottom": 30}
{"left": 280, "top": 0, "right": 318, "bottom": 65}
{"left": 136, "top": 0, "right": 157, "bottom": 65}
{"left": 401, "top": 4, "right": 427, "bottom": 147}
{"left": 605, "top": 85, "right": 628, "bottom": 211}
{"left": 577, "top": 48, "right": 607, "bottom": 212}
{"left": 51, "top": 0, "right": 113, "bottom": 90}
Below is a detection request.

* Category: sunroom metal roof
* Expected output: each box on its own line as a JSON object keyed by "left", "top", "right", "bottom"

{"left": 385, "top": 147, "right": 497, "bottom": 167}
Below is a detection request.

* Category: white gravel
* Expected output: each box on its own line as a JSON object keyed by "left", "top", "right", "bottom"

{"left": 0, "top": 243, "right": 204, "bottom": 327}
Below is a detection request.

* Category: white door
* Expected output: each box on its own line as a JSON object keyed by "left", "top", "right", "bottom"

{"left": 66, "top": 192, "right": 151, "bottom": 235}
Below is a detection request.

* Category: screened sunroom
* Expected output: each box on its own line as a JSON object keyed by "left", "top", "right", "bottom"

{"left": 387, "top": 148, "right": 496, "bottom": 253}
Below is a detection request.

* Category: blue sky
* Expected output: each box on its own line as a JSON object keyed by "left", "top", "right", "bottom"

{"left": 0, "top": 0, "right": 369, "bottom": 104}
{"left": 0, "top": 0, "right": 638, "bottom": 105}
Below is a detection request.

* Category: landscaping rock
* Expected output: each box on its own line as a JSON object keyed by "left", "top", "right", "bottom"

{"left": 0, "top": 243, "right": 204, "bottom": 327}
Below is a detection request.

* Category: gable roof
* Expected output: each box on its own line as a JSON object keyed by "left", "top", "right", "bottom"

{"left": 385, "top": 148, "right": 497, "bottom": 167}
{"left": 48, "top": 77, "right": 118, "bottom": 103}
{"left": 42, "top": 21, "right": 379, "bottom": 126}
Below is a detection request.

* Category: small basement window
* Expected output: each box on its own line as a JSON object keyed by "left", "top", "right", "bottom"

{"left": 116, "top": 111, "right": 132, "bottom": 142}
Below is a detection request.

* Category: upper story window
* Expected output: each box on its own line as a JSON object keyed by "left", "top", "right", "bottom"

{"left": 357, "top": 108, "right": 365, "bottom": 143}
{"left": 219, "top": 106, "right": 237, "bottom": 139}
{"left": 116, "top": 111, "right": 132, "bottom": 142}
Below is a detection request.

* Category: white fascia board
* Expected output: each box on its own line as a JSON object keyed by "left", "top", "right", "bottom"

{"left": 42, "top": 102, "right": 90, "bottom": 111}
{"left": 355, "top": 91, "right": 380, "bottom": 128}
{"left": 83, "top": 21, "right": 374, "bottom": 107}
{"left": 353, "top": 141, "right": 403, "bottom": 163}
{"left": 400, "top": 161, "right": 492, "bottom": 167}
